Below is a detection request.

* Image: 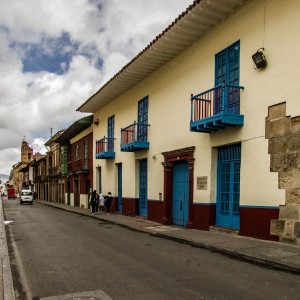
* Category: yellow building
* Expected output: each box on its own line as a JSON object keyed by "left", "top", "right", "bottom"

{"left": 77, "top": 0, "right": 300, "bottom": 243}
{"left": 9, "top": 140, "right": 33, "bottom": 194}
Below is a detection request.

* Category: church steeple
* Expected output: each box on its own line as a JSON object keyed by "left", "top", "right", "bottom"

{"left": 21, "top": 140, "right": 33, "bottom": 163}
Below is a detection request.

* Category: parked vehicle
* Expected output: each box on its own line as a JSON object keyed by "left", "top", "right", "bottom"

{"left": 7, "top": 188, "right": 16, "bottom": 199}
{"left": 20, "top": 189, "right": 33, "bottom": 205}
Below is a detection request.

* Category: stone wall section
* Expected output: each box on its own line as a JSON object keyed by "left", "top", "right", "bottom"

{"left": 266, "top": 102, "right": 300, "bottom": 244}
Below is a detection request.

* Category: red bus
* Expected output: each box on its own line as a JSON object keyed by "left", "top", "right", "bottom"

{"left": 7, "top": 188, "right": 16, "bottom": 199}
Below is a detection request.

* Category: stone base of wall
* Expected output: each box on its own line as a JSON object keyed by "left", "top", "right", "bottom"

{"left": 271, "top": 218, "right": 300, "bottom": 245}
{"left": 266, "top": 102, "right": 300, "bottom": 244}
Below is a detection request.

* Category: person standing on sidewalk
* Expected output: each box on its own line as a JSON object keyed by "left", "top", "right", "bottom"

{"left": 88, "top": 187, "right": 93, "bottom": 212}
{"left": 95, "top": 192, "right": 99, "bottom": 214}
{"left": 105, "top": 192, "right": 112, "bottom": 215}
{"left": 99, "top": 193, "right": 105, "bottom": 213}
{"left": 91, "top": 190, "right": 97, "bottom": 214}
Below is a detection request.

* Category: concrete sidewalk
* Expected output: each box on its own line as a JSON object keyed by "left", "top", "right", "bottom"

{"left": 37, "top": 200, "right": 300, "bottom": 274}
{"left": 0, "top": 197, "right": 16, "bottom": 300}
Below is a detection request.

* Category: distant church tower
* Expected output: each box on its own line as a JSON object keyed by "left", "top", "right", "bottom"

{"left": 21, "top": 139, "right": 33, "bottom": 162}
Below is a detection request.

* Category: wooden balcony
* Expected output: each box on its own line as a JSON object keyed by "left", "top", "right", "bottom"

{"left": 95, "top": 137, "right": 115, "bottom": 159}
{"left": 67, "top": 159, "right": 89, "bottom": 174}
{"left": 48, "top": 166, "right": 60, "bottom": 176}
{"left": 34, "top": 175, "right": 41, "bottom": 182}
{"left": 120, "top": 122, "right": 150, "bottom": 152}
{"left": 190, "top": 84, "right": 244, "bottom": 133}
{"left": 60, "top": 164, "right": 68, "bottom": 176}
{"left": 41, "top": 175, "right": 47, "bottom": 182}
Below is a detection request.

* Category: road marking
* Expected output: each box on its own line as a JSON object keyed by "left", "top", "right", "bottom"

{"left": 4, "top": 221, "right": 13, "bottom": 225}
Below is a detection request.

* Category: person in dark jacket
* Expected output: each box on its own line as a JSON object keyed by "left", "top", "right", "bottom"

{"left": 105, "top": 192, "right": 113, "bottom": 215}
{"left": 95, "top": 192, "right": 99, "bottom": 214}
{"left": 91, "top": 190, "right": 97, "bottom": 214}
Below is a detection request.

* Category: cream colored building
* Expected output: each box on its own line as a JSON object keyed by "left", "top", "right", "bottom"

{"left": 77, "top": 0, "right": 300, "bottom": 243}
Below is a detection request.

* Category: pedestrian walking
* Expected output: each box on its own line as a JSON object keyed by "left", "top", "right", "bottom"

{"left": 95, "top": 192, "right": 99, "bottom": 213}
{"left": 99, "top": 193, "right": 105, "bottom": 213}
{"left": 105, "top": 192, "right": 113, "bottom": 215}
{"left": 88, "top": 188, "right": 93, "bottom": 212}
{"left": 90, "top": 190, "right": 97, "bottom": 214}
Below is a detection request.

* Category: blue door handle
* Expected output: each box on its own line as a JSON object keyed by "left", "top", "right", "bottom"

{"left": 180, "top": 201, "right": 182, "bottom": 210}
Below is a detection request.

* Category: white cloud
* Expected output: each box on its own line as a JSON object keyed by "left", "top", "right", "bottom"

{"left": 31, "top": 138, "right": 48, "bottom": 155}
{"left": 0, "top": 148, "right": 20, "bottom": 175}
{"left": 0, "top": 0, "right": 192, "bottom": 174}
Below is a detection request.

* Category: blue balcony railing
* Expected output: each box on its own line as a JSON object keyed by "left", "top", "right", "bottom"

{"left": 121, "top": 121, "right": 150, "bottom": 152}
{"left": 190, "top": 84, "right": 244, "bottom": 132}
{"left": 95, "top": 137, "right": 115, "bottom": 159}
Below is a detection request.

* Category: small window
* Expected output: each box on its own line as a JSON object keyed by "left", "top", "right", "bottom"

{"left": 84, "top": 140, "right": 88, "bottom": 159}
{"left": 75, "top": 144, "right": 79, "bottom": 160}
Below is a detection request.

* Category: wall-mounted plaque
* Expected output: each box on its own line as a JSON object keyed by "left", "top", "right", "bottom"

{"left": 197, "top": 176, "right": 207, "bottom": 190}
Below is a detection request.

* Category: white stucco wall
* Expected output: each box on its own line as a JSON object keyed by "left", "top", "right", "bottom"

{"left": 80, "top": 193, "right": 89, "bottom": 209}
{"left": 70, "top": 193, "right": 74, "bottom": 207}
{"left": 92, "top": 0, "right": 300, "bottom": 207}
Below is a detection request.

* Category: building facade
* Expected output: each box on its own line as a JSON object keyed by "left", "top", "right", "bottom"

{"left": 31, "top": 153, "right": 46, "bottom": 199}
{"left": 55, "top": 115, "right": 93, "bottom": 208}
{"left": 9, "top": 140, "right": 34, "bottom": 193}
{"left": 45, "top": 131, "right": 65, "bottom": 203}
{"left": 76, "top": 0, "right": 300, "bottom": 244}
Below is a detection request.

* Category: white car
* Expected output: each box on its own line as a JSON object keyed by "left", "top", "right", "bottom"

{"left": 20, "top": 189, "right": 33, "bottom": 205}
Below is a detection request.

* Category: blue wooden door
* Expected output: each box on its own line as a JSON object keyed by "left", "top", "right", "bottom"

{"left": 172, "top": 161, "right": 189, "bottom": 226}
{"left": 215, "top": 41, "right": 240, "bottom": 114}
{"left": 216, "top": 144, "right": 241, "bottom": 230}
{"left": 137, "top": 96, "right": 148, "bottom": 142}
{"left": 117, "top": 163, "right": 122, "bottom": 212}
{"left": 139, "top": 159, "right": 148, "bottom": 216}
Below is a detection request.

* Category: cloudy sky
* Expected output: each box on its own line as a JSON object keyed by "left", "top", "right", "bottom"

{"left": 0, "top": 0, "right": 192, "bottom": 175}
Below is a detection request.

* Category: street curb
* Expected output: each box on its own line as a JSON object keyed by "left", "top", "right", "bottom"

{"left": 148, "top": 232, "right": 300, "bottom": 275}
{"left": 0, "top": 198, "right": 16, "bottom": 300}
{"left": 37, "top": 201, "right": 300, "bottom": 275}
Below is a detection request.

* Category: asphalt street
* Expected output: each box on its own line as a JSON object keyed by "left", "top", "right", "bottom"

{"left": 3, "top": 199, "right": 300, "bottom": 300}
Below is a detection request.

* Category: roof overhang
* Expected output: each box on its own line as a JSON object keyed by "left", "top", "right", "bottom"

{"left": 45, "top": 130, "right": 65, "bottom": 147}
{"left": 77, "top": 0, "right": 249, "bottom": 113}
{"left": 54, "top": 115, "right": 93, "bottom": 144}
{"left": 19, "top": 163, "right": 29, "bottom": 172}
